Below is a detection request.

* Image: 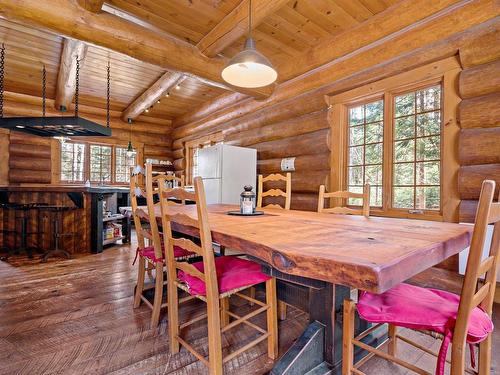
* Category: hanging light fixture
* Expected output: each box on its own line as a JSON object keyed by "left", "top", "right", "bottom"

{"left": 126, "top": 118, "right": 135, "bottom": 157}
{"left": 221, "top": 0, "right": 277, "bottom": 88}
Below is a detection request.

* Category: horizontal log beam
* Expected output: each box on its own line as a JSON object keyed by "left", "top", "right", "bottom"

{"left": 459, "top": 59, "right": 500, "bottom": 99}
{"left": 459, "top": 200, "right": 477, "bottom": 223}
{"left": 459, "top": 128, "right": 500, "bottom": 165}
{"left": 254, "top": 129, "right": 329, "bottom": 160}
{"left": 458, "top": 92, "right": 500, "bottom": 128}
{"left": 458, "top": 164, "right": 500, "bottom": 200}
{"left": 459, "top": 20, "right": 500, "bottom": 68}
{"left": 9, "top": 169, "right": 51, "bottom": 184}
{"left": 122, "top": 72, "right": 183, "bottom": 121}
{"left": 263, "top": 170, "right": 329, "bottom": 194}
{"left": 196, "top": 0, "right": 289, "bottom": 57}
{"left": 263, "top": 192, "right": 319, "bottom": 212}
{"left": 9, "top": 143, "right": 52, "bottom": 159}
{"left": 225, "top": 110, "right": 329, "bottom": 147}
{"left": 77, "top": 0, "right": 104, "bottom": 13}
{"left": 0, "top": 0, "right": 270, "bottom": 99}
{"left": 9, "top": 157, "right": 51, "bottom": 171}
{"left": 257, "top": 153, "right": 330, "bottom": 174}
{"left": 54, "top": 38, "right": 88, "bottom": 111}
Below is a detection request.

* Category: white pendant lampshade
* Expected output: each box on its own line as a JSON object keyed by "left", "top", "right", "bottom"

{"left": 221, "top": 0, "right": 277, "bottom": 89}
{"left": 221, "top": 38, "right": 277, "bottom": 88}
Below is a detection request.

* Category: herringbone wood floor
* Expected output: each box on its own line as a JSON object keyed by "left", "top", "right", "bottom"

{"left": 0, "top": 240, "right": 498, "bottom": 374}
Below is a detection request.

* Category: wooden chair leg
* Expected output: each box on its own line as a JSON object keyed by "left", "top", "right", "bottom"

{"left": 478, "top": 335, "right": 492, "bottom": 375}
{"left": 388, "top": 324, "right": 397, "bottom": 356}
{"left": 150, "top": 262, "right": 164, "bottom": 327}
{"left": 249, "top": 286, "right": 255, "bottom": 306}
{"left": 266, "top": 278, "right": 278, "bottom": 360}
{"left": 342, "top": 299, "right": 355, "bottom": 375}
{"left": 207, "top": 296, "right": 223, "bottom": 375}
{"left": 220, "top": 297, "right": 230, "bottom": 328}
{"left": 450, "top": 339, "right": 466, "bottom": 375}
{"left": 278, "top": 300, "right": 287, "bottom": 321}
{"left": 167, "top": 272, "right": 180, "bottom": 354}
{"left": 133, "top": 257, "right": 146, "bottom": 308}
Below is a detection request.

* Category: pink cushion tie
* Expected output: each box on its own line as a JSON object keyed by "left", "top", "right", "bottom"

{"left": 357, "top": 283, "right": 493, "bottom": 375}
{"left": 133, "top": 245, "right": 195, "bottom": 265}
{"left": 178, "top": 256, "right": 271, "bottom": 296}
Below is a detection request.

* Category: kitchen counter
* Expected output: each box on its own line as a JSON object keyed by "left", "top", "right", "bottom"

{"left": 0, "top": 184, "right": 130, "bottom": 254}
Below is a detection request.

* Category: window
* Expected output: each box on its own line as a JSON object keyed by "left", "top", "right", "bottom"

{"left": 327, "top": 57, "right": 461, "bottom": 220}
{"left": 347, "top": 100, "right": 384, "bottom": 206}
{"left": 61, "top": 142, "right": 86, "bottom": 182}
{"left": 60, "top": 142, "right": 139, "bottom": 184}
{"left": 393, "top": 85, "right": 441, "bottom": 210}
{"left": 185, "top": 133, "right": 224, "bottom": 184}
{"left": 89, "top": 145, "right": 112, "bottom": 183}
{"left": 115, "top": 147, "right": 136, "bottom": 183}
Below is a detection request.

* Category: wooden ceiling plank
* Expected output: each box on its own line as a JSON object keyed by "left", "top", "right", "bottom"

{"left": 196, "top": 0, "right": 290, "bottom": 57}
{"left": 0, "top": 0, "right": 273, "bottom": 99}
{"left": 77, "top": 0, "right": 104, "bottom": 13}
{"left": 121, "top": 71, "right": 183, "bottom": 121}
{"left": 54, "top": 38, "right": 88, "bottom": 111}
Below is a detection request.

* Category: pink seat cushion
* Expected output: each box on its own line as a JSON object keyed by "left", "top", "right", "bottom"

{"left": 178, "top": 256, "right": 271, "bottom": 296}
{"left": 139, "top": 245, "right": 194, "bottom": 263}
{"left": 357, "top": 283, "right": 493, "bottom": 375}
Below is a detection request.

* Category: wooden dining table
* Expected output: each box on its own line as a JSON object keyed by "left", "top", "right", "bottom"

{"left": 144, "top": 203, "right": 473, "bottom": 374}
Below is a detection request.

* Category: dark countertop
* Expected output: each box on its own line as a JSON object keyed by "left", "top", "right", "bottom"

{"left": 0, "top": 184, "right": 130, "bottom": 194}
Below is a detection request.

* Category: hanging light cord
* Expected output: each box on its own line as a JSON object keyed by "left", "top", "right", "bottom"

{"left": 106, "top": 59, "right": 110, "bottom": 128}
{"left": 42, "top": 65, "right": 46, "bottom": 117}
{"left": 75, "top": 55, "right": 80, "bottom": 117}
{"left": 248, "top": 0, "right": 252, "bottom": 38}
{"left": 0, "top": 43, "right": 5, "bottom": 118}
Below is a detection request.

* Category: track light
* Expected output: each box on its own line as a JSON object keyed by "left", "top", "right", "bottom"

{"left": 175, "top": 84, "right": 180, "bottom": 90}
{"left": 165, "top": 92, "right": 170, "bottom": 97}
{"left": 156, "top": 99, "right": 161, "bottom": 104}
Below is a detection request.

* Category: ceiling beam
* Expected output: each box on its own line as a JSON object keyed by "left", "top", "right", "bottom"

{"left": 54, "top": 38, "right": 88, "bottom": 111}
{"left": 196, "top": 0, "right": 289, "bottom": 57}
{"left": 77, "top": 0, "right": 104, "bottom": 13}
{"left": 0, "top": 0, "right": 273, "bottom": 99}
{"left": 121, "top": 71, "right": 184, "bottom": 121}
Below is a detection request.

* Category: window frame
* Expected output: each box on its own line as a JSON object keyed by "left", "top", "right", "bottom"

{"left": 326, "top": 57, "right": 461, "bottom": 222}
{"left": 184, "top": 132, "right": 223, "bottom": 185}
{"left": 59, "top": 141, "right": 140, "bottom": 185}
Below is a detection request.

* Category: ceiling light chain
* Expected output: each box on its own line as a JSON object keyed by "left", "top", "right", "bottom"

{"left": 75, "top": 55, "right": 79, "bottom": 117}
{"left": 42, "top": 64, "right": 46, "bottom": 118}
{"left": 0, "top": 43, "right": 5, "bottom": 119}
{"left": 106, "top": 59, "right": 110, "bottom": 128}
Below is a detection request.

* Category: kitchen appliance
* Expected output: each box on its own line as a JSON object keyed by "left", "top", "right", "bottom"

{"left": 197, "top": 144, "right": 257, "bottom": 205}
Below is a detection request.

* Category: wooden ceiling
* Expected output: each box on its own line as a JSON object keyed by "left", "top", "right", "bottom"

{"left": 0, "top": 0, "right": 400, "bottom": 122}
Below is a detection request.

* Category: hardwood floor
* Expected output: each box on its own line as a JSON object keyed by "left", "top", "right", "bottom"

{"left": 0, "top": 240, "right": 498, "bottom": 374}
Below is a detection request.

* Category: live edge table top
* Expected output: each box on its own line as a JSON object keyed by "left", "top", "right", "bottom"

{"left": 148, "top": 204, "right": 472, "bottom": 294}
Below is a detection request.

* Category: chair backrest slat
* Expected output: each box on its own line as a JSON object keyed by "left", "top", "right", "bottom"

{"left": 176, "top": 261, "right": 206, "bottom": 282}
{"left": 164, "top": 212, "right": 200, "bottom": 229}
{"left": 488, "top": 202, "right": 500, "bottom": 224}
{"left": 452, "top": 180, "right": 499, "bottom": 360}
{"left": 257, "top": 173, "right": 291, "bottom": 210}
{"left": 317, "top": 184, "right": 370, "bottom": 218}
{"left": 161, "top": 188, "right": 196, "bottom": 202}
{"left": 170, "top": 237, "right": 203, "bottom": 256}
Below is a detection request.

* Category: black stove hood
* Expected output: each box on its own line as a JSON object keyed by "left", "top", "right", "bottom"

{"left": 0, "top": 116, "right": 112, "bottom": 137}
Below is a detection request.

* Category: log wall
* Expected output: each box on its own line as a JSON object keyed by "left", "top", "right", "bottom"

{"left": 458, "top": 32, "right": 500, "bottom": 223}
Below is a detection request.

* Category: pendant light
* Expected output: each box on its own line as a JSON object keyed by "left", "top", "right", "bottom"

{"left": 126, "top": 118, "right": 135, "bottom": 157}
{"left": 221, "top": 0, "right": 277, "bottom": 88}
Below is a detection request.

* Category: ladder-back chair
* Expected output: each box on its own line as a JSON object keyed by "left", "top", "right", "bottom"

{"left": 342, "top": 180, "right": 499, "bottom": 375}
{"left": 132, "top": 164, "right": 193, "bottom": 327}
{"left": 257, "top": 173, "right": 291, "bottom": 210}
{"left": 256, "top": 172, "right": 291, "bottom": 319}
{"left": 159, "top": 177, "right": 278, "bottom": 375}
{"left": 317, "top": 184, "right": 370, "bottom": 217}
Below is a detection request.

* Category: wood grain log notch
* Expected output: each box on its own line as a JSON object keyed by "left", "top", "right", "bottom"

{"left": 458, "top": 92, "right": 500, "bottom": 129}
{"left": 458, "top": 164, "right": 500, "bottom": 200}
{"left": 459, "top": 128, "right": 500, "bottom": 166}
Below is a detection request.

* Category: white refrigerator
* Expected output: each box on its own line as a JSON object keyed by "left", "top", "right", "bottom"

{"left": 197, "top": 144, "right": 257, "bottom": 205}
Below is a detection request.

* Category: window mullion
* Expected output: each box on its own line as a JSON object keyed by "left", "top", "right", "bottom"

{"left": 382, "top": 91, "right": 393, "bottom": 213}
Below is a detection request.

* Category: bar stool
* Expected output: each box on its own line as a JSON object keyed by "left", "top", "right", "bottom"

{"left": 0, "top": 203, "right": 20, "bottom": 256}
{"left": 0, "top": 203, "right": 44, "bottom": 261}
{"left": 38, "top": 205, "right": 77, "bottom": 262}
